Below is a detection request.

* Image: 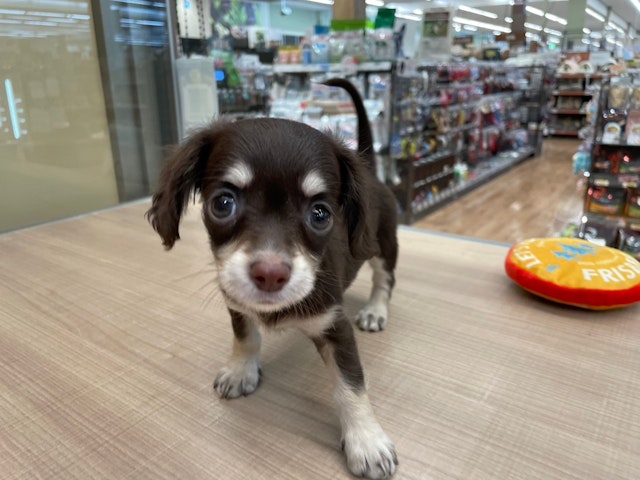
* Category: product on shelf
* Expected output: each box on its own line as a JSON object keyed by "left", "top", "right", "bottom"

{"left": 626, "top": 189, "right": 640, "bottom": 218}
{"left": 586, "top": 186, "right": 626, "bottom": 216}
{"left": 630, "top": 87, "right": 640, "bottom": 110}
{"left": 579, "top": 216, "right": 622, "bottom": 247}
{"left": 620, "top": 152, "right": 640, "bottom": 174}
{"left": 602, "top": 118, "right": 624, "bottom": 144}
{"left": 608, "top": 84, "right": 630, "bottom": 112}
{"left": 619, "top": 226, "right": 640, "bottom": 259}
{"left": 626, "top": 111, "right": 640, "bottom": 145}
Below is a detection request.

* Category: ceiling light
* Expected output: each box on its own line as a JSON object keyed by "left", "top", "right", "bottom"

{"left": 544, "top": 27, "right": 563, "bottom": 36}
{"left": 525, "top": 6, "right": 544, "bottom": 16}
{"left": 463, "top": 25, "right": 478, "bottom": 31}
{"left": 366, "top": 0, "right": 384, "bottom": 6}
{"left": 585, "top": 7, "right": 605, "bottom": 22}
{"left": 452, "top": 16, "right": 511, "bottom": 33}
{"left": 583, "top": 27, "right": 591, "bottom": 34}
{"left": 458, "top": 5, "right": 498, "bottom": 19}
{"left": 504, "top": 16, "right": 513, "bottom": 23}
{"left": 0, "top": 8, "right": 26, "bottom": 14}
{"left": 545, "top": 13, "right": 567, "bottom": 25}
{"left": 525, "top": 22, "right": 543, "bottom": 31}
{"left": 608, "top": 22, "right": 625, "bottom": 34}
{"left": 24, "top": 20, "right": 57, "bottom": 27}
{"left": 632, "top": 0, "right": 640, "bottom": 16}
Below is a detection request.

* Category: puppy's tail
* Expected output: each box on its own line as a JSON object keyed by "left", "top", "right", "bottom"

{"left": 322, "top": 78, "right": 375, "bottom": 169}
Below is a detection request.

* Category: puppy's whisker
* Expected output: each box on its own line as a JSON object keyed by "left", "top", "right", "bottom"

{"left": 174, "top": 264, "right": 217, "bottom": 283}
{"left": 201, "top": 285, "right": 225, "bottom": 311}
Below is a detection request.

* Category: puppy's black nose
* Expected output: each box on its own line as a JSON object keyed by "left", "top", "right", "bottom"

{"left": 250, "top": 259, "right": 291, "bottom": 292}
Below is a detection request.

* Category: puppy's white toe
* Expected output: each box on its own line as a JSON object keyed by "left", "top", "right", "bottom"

{"left": 342, "top": 424, "right": 398, "bottom": 479}
{"left": 356, "top": 303, "right": 388, "bottom": 332}
{"left": 213, "top": 360, "right": 261, "bottom": 399}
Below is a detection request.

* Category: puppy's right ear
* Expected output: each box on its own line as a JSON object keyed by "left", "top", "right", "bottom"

{"left": 146, "top": 126, "right": 218, "bottom": 249}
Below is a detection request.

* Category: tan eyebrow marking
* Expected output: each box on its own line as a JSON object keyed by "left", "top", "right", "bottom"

{"left": 222, "top": 161, "right": 254, "bottom": 188}
{"left": 301, "top": 170, "right": 327, "bottom": 197}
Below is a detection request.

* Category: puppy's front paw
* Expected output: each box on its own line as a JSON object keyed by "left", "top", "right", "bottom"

{"left": 213, "top": 360, "right": 261, "bottom": 399}
{"left": 342, "top": 424, "right": 398, "bottom": 479}
{"left": 356, "top": 303, "right": 388, "bottom": 332}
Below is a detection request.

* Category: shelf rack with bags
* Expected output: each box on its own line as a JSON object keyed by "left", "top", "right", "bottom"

{"left": 388, "top": 61, "right": 549, "bottom": 224}
{"left": 578, "top": 77, "right": 640, "bottom": 259}
{"left": 264, "top": 60, "right": 549, "bottom": 226}
{"left": 548, "top": 73, "right": 606, "bottom": 137}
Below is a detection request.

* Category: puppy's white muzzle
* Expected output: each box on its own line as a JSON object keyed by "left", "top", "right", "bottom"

{"left": 218, "top": 247, "right": 317, "bottom": 313}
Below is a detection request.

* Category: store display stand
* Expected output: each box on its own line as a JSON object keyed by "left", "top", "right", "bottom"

{"left": 579, "top": 78, "right": 640, "bottom": 259}
{"left": 389, "top": 61, "right": 550, "bottom": 224}
{"left": 549, "top": 73, "right": 604, "bottom": 137}
{"left": 262, "top": 59, "right": 550, "bottom": 226}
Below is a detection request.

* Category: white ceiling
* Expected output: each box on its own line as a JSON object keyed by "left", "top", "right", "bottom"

{"left": 1, "top": 0, "right": 639, "bottom": 42}
{"left": 390, "top": 0, "right": 640, "bottom": 37}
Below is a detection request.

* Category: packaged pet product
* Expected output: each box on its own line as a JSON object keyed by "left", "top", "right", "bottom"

{"left": 630, "top": 86, "right": 640, "bottom": 110}
{"left": 602, "top": 113, "right": 625, "bottom": 144}
{"left": 627, "top": 85, "right": 640, "bottom": 145}
{"left": 626, "top": 110, "right": 640, "bottom": 145}
{"left": 608, "top": 84, "right": 630, "bottom": 113}
{"left": 579, "top": 216, "right": 622, "bottom": 247}
{"left": 572, "top": 150, "right": 591, "bottom": 175}
{"left": 619, "top": 152, "right": 640, "bottom": 174}
{"left": 626, "top": 189, "right": 640, "bottom": 219}
{"left": 619, "top": 226, "right": 640, "bottom": 260}
{"left": 586, "top": 186, "right": 626, "bottom": 216}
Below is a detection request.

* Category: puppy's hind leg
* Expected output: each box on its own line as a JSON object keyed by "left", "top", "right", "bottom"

{"left": 356, "top": 256, "right": 396, "bottom": 332}
{"left": 313, "top": 316, "right": 398, "bottom": 479}
{"left": 214, "top": 309, "right": 262, "bottom": 399}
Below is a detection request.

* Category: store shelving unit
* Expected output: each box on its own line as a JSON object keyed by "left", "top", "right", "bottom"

{"left": 267, "top": 61, "right": 393, "bottom": 156}
{"left": 272, "top": 61, "right": 393, "bottom": 75}
{"left": 549, "top": 73, "right": 605, "bottom": 137}
{"left": 264, "top": 60, "right": 548, "bottom": 225}
{"left": 389, "top": 61, "right": 548, "bottom": 224}
{"left": 578, "top": 79, "right": 640, "bottom": 258}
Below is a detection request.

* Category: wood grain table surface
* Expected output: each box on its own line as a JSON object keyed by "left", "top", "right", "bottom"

{"left": 1, "top": 201, "right": 639, "bottom": 480}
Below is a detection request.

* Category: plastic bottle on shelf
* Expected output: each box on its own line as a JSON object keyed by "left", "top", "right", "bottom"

{"left": 301, "top": 42, "right": 312, "bottom": 65}
{"left": 311, "top": 26, "right": 330, "bottom": 64}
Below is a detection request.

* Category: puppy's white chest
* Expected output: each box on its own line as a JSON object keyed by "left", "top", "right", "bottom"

{"left": 229, "top": 304, "right": 337, "bottom": 338}
{"left": 275, "top": 307, "right": 338, "bottom": 337}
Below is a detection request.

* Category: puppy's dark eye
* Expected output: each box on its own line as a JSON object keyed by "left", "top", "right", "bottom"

{"left": 210, "top": 190, "right": 237, "bottom": 220}
{"left": 308, "top": 202, "right": 333, "bottom": 232}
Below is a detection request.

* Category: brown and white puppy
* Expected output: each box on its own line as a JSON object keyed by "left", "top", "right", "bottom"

{"left": 147, "top": 78, "right": 399, "bottom": 479}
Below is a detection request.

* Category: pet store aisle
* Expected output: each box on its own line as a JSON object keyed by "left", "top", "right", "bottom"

{"left": 412, "top": 138, "right": 585, "bottom": 245}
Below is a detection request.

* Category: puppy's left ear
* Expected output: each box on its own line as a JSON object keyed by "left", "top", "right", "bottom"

{"left": 146, "top": 125, "right": 220, "bottom": 249}
{"left": 335, "top": 145, "right": 377, "bottom": 260}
